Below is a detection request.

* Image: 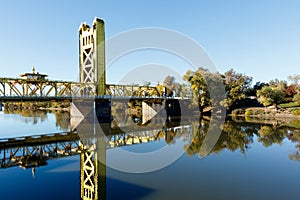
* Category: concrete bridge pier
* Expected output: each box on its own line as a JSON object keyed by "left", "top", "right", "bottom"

{"left": 165, "top": 99, "right": 181, "bottom": 122}
{"left": 95, "top": 99, "right": 111, "bottom": 124}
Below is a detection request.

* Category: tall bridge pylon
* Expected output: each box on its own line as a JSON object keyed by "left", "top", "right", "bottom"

{"left": 79, "top": 18, "right": 106, "bottom": 96}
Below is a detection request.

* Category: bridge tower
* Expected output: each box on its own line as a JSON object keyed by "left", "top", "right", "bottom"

{"left": 79, "top": 18, "right": 106, "bottom": 96}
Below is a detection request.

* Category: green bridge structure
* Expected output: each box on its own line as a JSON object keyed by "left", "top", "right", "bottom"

{"left": 0, "top": 18, "right": 187, "bottom": 100}
{"left": 0, "top": 18, "right": 195, "bottom": 200}
{"left": 0, "top": 18, "right": 190, "bottom": 121}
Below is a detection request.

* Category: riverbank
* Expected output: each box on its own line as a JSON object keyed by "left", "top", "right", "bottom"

{"left": 2, "top": 101, "right": 70, "bottom": 111}
{"left": 231, "top": 106, "right": 300, "bottom": 119}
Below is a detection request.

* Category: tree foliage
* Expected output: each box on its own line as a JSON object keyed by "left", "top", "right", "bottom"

{"left": 163, "top": 75, "right": 176, "bottom": 90}
{"left": 221, "top": 69, "right": 252, "bottom": 110}
{"left": 288, "top": 74, "right": 300, "bottom": 86}
{"left": 293, "top": 93, "right": 300, "bottom": 103}
{"left": 246, "top": 81, "right": 269, "bottom": 96}
{"left": 183, "top": 68, "right": 211, "bottom": 111}
{"left": 161, "top": 75, "right": 189, "bottom": 97}
{"left": 181, "top": 68, "right": 300, "bottom": 112}
{"left": 183, "top": 68, "right": 224, "bottom": 112}
{"left": 286, "top": 84, "right": 298, "bottom": 97}
{"left": 257, "top": 85, "right": 285, "bottom": 107}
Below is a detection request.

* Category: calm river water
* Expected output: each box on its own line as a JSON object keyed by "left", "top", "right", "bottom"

{"left": 0, "top": 109, "right": 300, "bottom": 200}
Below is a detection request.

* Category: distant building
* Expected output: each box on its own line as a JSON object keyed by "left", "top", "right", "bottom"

{"left": 19, "top": 66, "right": 48, "bottom": 80}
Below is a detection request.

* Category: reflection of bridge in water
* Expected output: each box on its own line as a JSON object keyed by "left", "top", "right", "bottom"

{"left": 0, "top": 123, "right": 192, "bottom": 168}
{"left": 0, "top": 121, "right": 193, "bottom": 200}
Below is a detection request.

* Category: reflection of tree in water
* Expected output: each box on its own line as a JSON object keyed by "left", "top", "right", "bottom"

{"left": 4, "top": 108, "right": 48, "bottom": 125}
{"left": 289, "top": 151, "right": 300, "bottom": 161}
{"left": 156, "top": 127, "right": 184, "bottom": 145}
{"left": 3, "top": 108, "right": 70, "bottom": 131}
{"left": 184, "top": 119, "right": 209, "bottom": 156}
{"left": 213, "top": 121, "right": 254, "bottom": 154}
{"left": 184, "top": 120, "right": 255, "bottom": 156}
{"left": 257, "top": 125, "right": 285, "bottom": 147}
{"left": 286, "top": 129, "right": 300, "bottom": 161}
{"left": 181, "top": 118, "right": 300, "bottom": 161}
{"left": 54, "top": 111, "right": 70, "bottom": 131}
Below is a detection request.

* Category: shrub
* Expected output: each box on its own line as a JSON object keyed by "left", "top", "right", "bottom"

{"left": 293, "top": 93, "right": 300, "bottom": 103}
{"left": 232, "top": 109, "right": 245, "bottom": 116}
{"left": 245, "top": 109, "right": 253, "bottom": 116}
{"left": 292, "top": 108, "right": 300, "bottom": 116}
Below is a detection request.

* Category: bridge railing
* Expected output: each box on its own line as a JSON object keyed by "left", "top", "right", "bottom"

{"left": 0, "top": 78, "right": 98, "bottom": 98}
{"left": 0, "top": 77, "right": 191, "bottom": 99}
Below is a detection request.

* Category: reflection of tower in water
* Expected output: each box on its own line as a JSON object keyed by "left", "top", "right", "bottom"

{"left": 78, "top": 115, "right": 108, "bottom": 200}
{"left": 80, "top": 134, "right": 106, "bottom": 200}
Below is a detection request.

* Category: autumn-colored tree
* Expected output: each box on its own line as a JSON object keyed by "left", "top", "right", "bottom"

{"left": 286, "top": 84, "right": 298, "bottom": 97}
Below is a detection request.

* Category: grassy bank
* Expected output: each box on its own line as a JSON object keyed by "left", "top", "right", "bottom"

{"left": 232, "top": 106, "right": 300, "bottom": 119}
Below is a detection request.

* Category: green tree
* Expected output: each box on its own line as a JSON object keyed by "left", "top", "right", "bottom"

{"left": 221, "top": 69, "right": 252, "bottom": 110}
{"left": 293, "top": 93, "right": 300, "bottom": 103}
{"left": 268, "top": 79, "right": 287, "bottom": 95}
{"left": 257, "top": 85, "right": 285, "bottom": 107}
{"left": 183, "top": 68, "right": 224, "bottom": 113}
{"left": 183, "top": 68, "right": 211, "bottom": 113}
{"left": 246, "top": 81, "right": 269, "bottom": 96}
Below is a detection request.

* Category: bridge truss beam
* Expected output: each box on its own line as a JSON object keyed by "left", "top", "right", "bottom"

{"left": 0, "top": 77, "right": 170, "bottom": 99}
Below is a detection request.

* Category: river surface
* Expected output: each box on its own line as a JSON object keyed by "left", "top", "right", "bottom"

{"left": 0, "top": 109, "right": 300, "bottom": 200}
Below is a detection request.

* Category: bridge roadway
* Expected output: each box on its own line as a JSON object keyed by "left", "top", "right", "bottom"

{"left": 0, "top": 123, "right": 192, "bottom": 169}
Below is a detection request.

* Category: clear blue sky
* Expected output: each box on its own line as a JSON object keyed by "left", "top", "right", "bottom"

{"left": 0, "top": 0, "right": 299, "bottom": 84}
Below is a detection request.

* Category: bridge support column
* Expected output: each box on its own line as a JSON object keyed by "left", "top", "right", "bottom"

{"left": 95, "top": 99, "right": 111, "bottom": 123}
{"left": 0, "top": 101, "right": 2, "bottom": 111}
{"left": 165, "top": 99, "right": 181, "bottom": 122}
